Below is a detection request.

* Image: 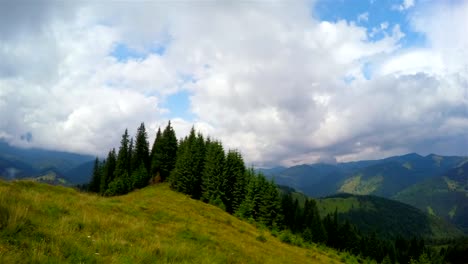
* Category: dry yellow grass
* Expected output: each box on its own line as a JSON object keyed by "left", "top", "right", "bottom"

{"left": 0, "top": 180, "right": 343, "bottom": 263}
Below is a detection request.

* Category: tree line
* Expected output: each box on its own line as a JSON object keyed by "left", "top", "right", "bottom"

{"left": 87, "top": 121, "right": 465, "bottom": 264}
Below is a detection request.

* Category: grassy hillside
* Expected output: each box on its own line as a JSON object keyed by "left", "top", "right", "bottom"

{"left": 0, "top": 180, "right": 344, "bottom": 264}
{"left": 316, "top": 193, "right": 463, "bottom": 240}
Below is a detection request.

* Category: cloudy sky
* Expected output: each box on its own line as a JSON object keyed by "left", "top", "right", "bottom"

{"left": 0, "top": 0, "right": 467, "bottom": 167}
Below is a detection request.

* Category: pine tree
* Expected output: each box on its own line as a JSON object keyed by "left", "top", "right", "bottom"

{"left": 128, "top": 137, "right": 134, "bottom": 175}
{"left": 132, "top": 123, "right": 150, "bottom": 185}
{"left": 132, "top": 163, "right": 149, "bottom": 189}
{"left": 170, "top": 128, "right": 196, "bottom": 195}
{"left": 201, "top": 140, "right": 226, "bottom": 203}
{"left": 115, "top": 129, "right": 130, "bottom": 180}
{"left": 159, "top": 121, "right": 178, "bottom": 182}
{"left": 257, "top": 177, "right": 282, "bottom": 228}
{"left": 222, "top": 150, "right": 246, "bottom": 213}
{"left": 302, "top": 198, "right": 327, "bottom": 244}
{"left": 150, "top": 127, "right": 163, "bottom": 181}
{"left": 88, "top": 157, "right": 101, "bottom": 193}
{"left": 100, "top": 149, "right": 116, "bottom": 195}
{"left": 170, "top": 127, "right": 205, "bottom": 198}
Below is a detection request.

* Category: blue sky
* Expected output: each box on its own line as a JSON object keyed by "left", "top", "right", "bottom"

{"left": 315, "top": 0, "right": 426, "bottom": 46}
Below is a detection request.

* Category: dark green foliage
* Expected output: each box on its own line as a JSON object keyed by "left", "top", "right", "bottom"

{"left": 302, "top": 199, "right": 326, "bottom": 243}
{"left": 237, "top": 171, "right": 282, "bottom": 228}
{"left": 201, "top": 140, "right": 225, "bottom": 203}
{"left": 128, "top": 138, "right": 133, "bottom": 174}
{"left": 150, "top": 122, "right": 178, "bottom": 183}
{"left": 221, "top": 150, "right": 246, "bottom": 213}
{"left": 132, "top": 123, "right": 150, "bottom": 172}
{"left": 150, "top": 128, "right": 163, "bottom": 180}
{"left": 100, "top": 149, "right": 116, "bottom": 195}
{"left": 91, "top": 123, "right": 158, "bottom": 196}
{"left": 170, "top": 128, "right": 205, "bottom": 199}
{"left": 115, "top": 129, "right": 130, "bottom": 180}
{"left": 88, "top": 158, "right": 101, "bottom": 193}
{"left": 159, "top": 121, "right": 178, "bottom": 181}
{"left": 104, "top": 176, "right": 126, "bottom": 196}
{"left": 132, "top": 163, "right": 149, "bottom": 189}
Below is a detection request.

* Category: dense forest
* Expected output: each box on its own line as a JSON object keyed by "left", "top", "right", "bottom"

{"left": 87, "top": 121, "right": 467, "bottom": 264}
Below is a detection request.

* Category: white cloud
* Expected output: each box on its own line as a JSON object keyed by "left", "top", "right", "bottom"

{"left": 394, "top": 0, "right": 415, "bottom": 11}
{"left": 0, "top": 0, "right": 466, "bottom": 167}
{"left": 357, "top": 12, "right": 369, "bottom": 23}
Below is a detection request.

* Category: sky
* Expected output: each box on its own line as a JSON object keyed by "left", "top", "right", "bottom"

{"left": 0, "top": 0, "right": 467, "bottom": 167}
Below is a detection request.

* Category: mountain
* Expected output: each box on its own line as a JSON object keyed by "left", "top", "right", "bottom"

{"left": 0, "top": 179, "right": 342, "bottom": 263}
{"left": 264, "top": 153, "right": 466, "bottom": 198}
{"left": 0, "top": 140, "right": 94, "bottom": 183}
{"left": 316, "top": 193, "right": 463, "bottom": 240}
{"left": 62, "top": 160, "right": 94, "bottom": 184}
{"left": 261, "top": 163, "right": 346, "bottom": 197}
{"left": 394, "top": 160, "right": 468, "bottom": 233}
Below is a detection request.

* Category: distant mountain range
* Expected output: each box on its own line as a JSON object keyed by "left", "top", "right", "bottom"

{"left": 0, "top": 140, "right": 94, "bottom": 184}
{"left": 262, "top": 153, "right": 468, "bottom": 233}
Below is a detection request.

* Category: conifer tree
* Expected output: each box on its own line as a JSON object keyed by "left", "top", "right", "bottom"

{"left": 150, "top": 127, "right": 163, "bottom": 180}
{"left": 222, "top": 150, "right": 246, "bottom": 213}
{"left": 132, "top": 163, "right": 149, "bottom": 189}
{"left": 128, "top": 137, "right": 134, "bottom": 174}
{"left": 170, "top": 128, "right": 196, "bottom": 195}
{"left": 159, "top": 121, "right": 178, "bottom": 181}
{"left": 88, "top": 157, "right": 101, "bottom": 193}
{"left": 100, "top": 149, "right": 116, "bottom": 195}
{"left": 132, "top": 123, "right": 150, "bottom": 183}
{"left": 170, "top": 127, "right": 205, "bottom": 198}
{"left": 201, "top": 140, "right": 225, "bottom": 203}
{"left": 115, "top": 129, "right": 130, "bottom": 180}
{"left": 257, "top": 176, "right": 282, "bottom": 227}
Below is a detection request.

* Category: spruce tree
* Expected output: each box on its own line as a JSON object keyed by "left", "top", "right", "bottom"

{"left": 132, "top": 163, "right": 149, "bottom": 189}
{"left": 170, "top": 128, "right": 196, "bottom": 195}
{"left": 150, "top": 127, "right": 163, "bottom": 181}
{"left": 128, "top": 137, "right": 134, "bottom": 175}
{"left": 201, "top": 140, "right": 225, "bottom": 203}
{"left": 100, "top": 149, "right": 116, "bottom": 195}
{"left": 170, "top": 127, "right": 205, "bottom": 198}
{"left": 132, "top": 123, "right": 150, "bottom": 184}
{"left": 159, "top": 121, "right": 178, "bottom": 182}
{"left": 222, "top": 150, "right": 246, "bottom": 213}
{"left": 115, "top": 129, "right": 130, "bottom": 180}
{"left": 88, "top": 157, "right": 101, "bottom": 193}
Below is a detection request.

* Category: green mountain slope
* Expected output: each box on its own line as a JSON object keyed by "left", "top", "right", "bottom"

{"left": 264, "top": 153, "right": 465, "bottom": 198}
{"left": 0, "top": 180, "right": 342, "bottom": 263}
{"left": 316, "top": 193, "right": 463, "bottom": 240}
{"left": 337, "top": 154, "right": 464, "bottom": 198}
{"left": 394, "top": 161, "right": 468, "bottom": 233}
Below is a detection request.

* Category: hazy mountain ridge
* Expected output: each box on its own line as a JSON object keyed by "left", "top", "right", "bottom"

{"left": 262, "top": 153, "right": 465, "bottom": 198}
{"left": 0, "top": 140, "right": 94, "bottom": 184}
{"left": 262, "top": 153, "right": 468, "bottom": 233}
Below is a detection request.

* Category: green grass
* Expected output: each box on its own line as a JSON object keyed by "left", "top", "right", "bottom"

{"left": 0, "top": 179, "right": 343, "bottom": 263}
{"left": 338, "top": 175, "right": 383, "bottom": 195}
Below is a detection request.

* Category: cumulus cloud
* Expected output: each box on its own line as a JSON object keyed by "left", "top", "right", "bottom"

{"left": 0, "top": 0, "right": 466, "bottom": 166}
